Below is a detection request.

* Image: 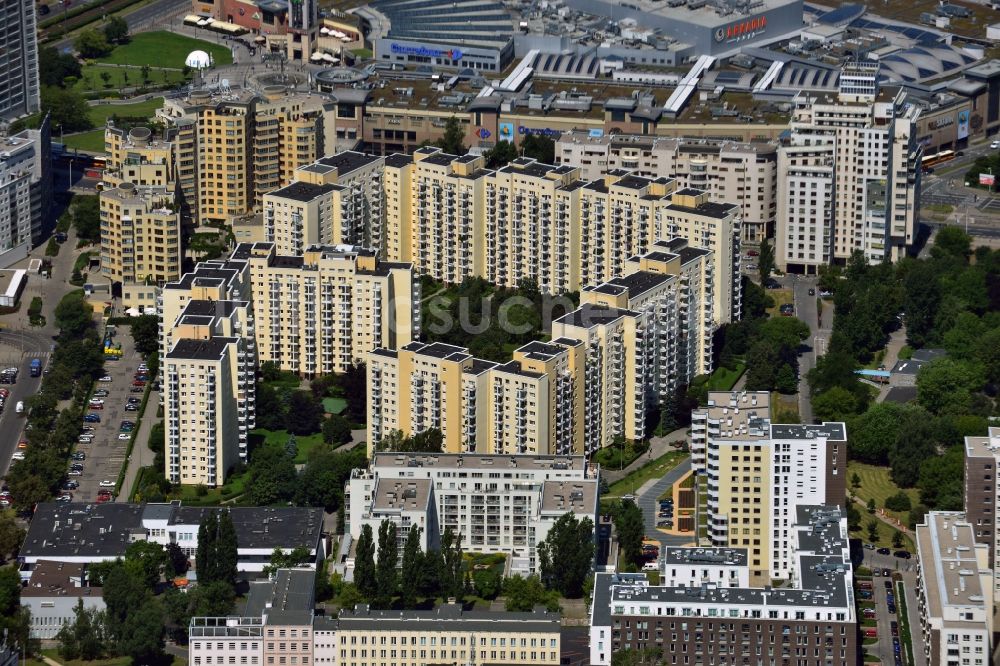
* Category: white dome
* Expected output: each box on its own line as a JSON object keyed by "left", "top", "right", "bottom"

{"left": 185, "top": 50, "right": 212, "bottom": 69}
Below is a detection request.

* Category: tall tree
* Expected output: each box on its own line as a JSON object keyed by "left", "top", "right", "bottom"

{"left": 56, "top": 598, "right": 104, "bottom": 661}
{"left": 215, "top": 511, "right": 239, "bottom": 587}
{"left": 124, "top": 540, "right": 167, "bottom": 589}
{"left": 196, "top": 511, "right": 218, "bottom": 584}
{"left": 286, "top": 391, "right": 324, "bottom": 435}
{"left": 246, "top": 446, "right": 298, "bottom": 505}
{"left": 354, "top": 524, "right": 377, "bottom": 599}
{"left": 0, "top": 565, "right": 31, "bottom": 655}
{"left": 520, "top": 134, "right": 555, "bottom": 164}
{"left": 0, "top": 509, "right": 25, "bottom": 562}
{"left": 129, "top": 314, "right": 160, "bottom": 356}
{"left": 436, "top": 116, "right": 467, "bottom": 156}
{"left": 103, "top": 15, "right": 129, "bottom": 44}
{"left": 439, "top": 527, "right": 464, "bottom": 599}
{"left": 757, "top": 238, "right": 775, "bottom": 287}
{"left": 537, "top": 513, "right": 594, "bottom": 598}
{"left": 614, "top": 499, "right": 644, "bottom": 570}
{"left": 74, "top": 29, "right": 112, "bottom": 58}
{"left": 375, "top": 520, "right": 398, "bottom": 607}
{"left": 399, "top": 525, "right": 423, "bottom": 608}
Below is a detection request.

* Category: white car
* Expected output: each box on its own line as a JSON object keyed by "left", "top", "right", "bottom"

{"left": 78, "top": 436, "right": 93, "bottom": 443}
{"left": 992, "top": 140, "right": 1000, "bottom": 149}
{"left": 117, "top": 433, "right": 131, "bottom": 440}
{"left": 89, "top": 399, "right": 104, "bottom": 406}
{"left": 98, "top": 375, "right": 113, "bottom": 382}
{"left": 11, "top": 452, "right": 25, "bottom": 460}
{"left": 98, "top": 480, "right": 116, "bottom": 488}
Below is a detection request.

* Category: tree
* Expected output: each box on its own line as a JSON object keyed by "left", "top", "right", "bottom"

{"left": 0, "top": 509, "right": 25, "bottom": 562}
{"left": 103, "top": 15, "right": 129, "bottom": 44}
{"left": 375, "top": 520, "right": 399, "bottom": 608}
{"left": 57, "top": 598, "right": 104, "bottom": 661}
{"left": 846, "top": 502, "right": 862, "bottom": 532}
{"left": 354, "top": 524, "right": 377, "bottom": 599}
{"left": 908, "top": 503, "right": 930, "bottom": 530}
{"left": 286, "top": 391, "right": 323, "bottom": 435}
{"left": 884, "top": 492, "right": 912, "bottom": 513}
{"left": 613, "top": 499, "right": 645, "bottom": 570}
{"left": 246, "top": 446, "right": 297, "bottom": 505}
{"left": 473, "top": 568, "right": 502, "bottom": 600}
{"left": 866, "top": 519, "right": 880, "bottom": 543}
{"left": 891, "top": 530, "right": 904, "bottom": 549}
{"left": 903, "top": 260, "right": 942, "bottom": 347}
{"left": 483, "top": 140, "right": 518, "bottom": 168}
{"left": 399, "top": 525, "right": 423, "bottom": 608}
{"left": 758, "top": 316, "right": 810, "bottom": 350}
{"left": 295, "top": 443, "right": 366, "bottom": 511}
{"left": 70, "top": 194, "right": 102, "bottom": 244}
{"left": 866, "top": 498, "right": 876, "bottom": 514}
{"left": 100, "top": 71, "right": 112, "bottom": 88}
{"left": 322, "top": 414, "right": 352, "bottom": 445}
{"left": 502, "top": 575, "right": 560, "bottom": 612}
{"left": 260, "top": 361, "right": 282, "bottom": 381}
{"left": 812, "top": 386, "right": 858, "bottom": 422}
{"left": 285, "top": 434, "right": 298, "bottom": 459}
{"left": 933, "top": 226, "right": 972, "bottom": 261}
{"left": 55, "top": 290, "right": 94, "bottom": 339}
{"left": 103, "top": 562, "right": 148, "bottom": 644}
{"left": 846, "top": 403, "right": 907, "bottom": 465}
{"left": 129, "top": 314, "right": 159, "bottom": 355}
{"left": 40, "top": 46, "right": 82, "bottom": 87}
{"left": 124, "top": 540, "right": 167, "bottom": 588}
{"left": 774, "top": 364, "right": 798, "bottom": 394}
{"left": 337, "top": 363, "right": 367, "bottom": 423}
{"left": 376, "top": 428, "right": 444, "bottom": 453}
{"left": 254, "top": 382, "right": 285, "bottom": 430}
{"left": 537, "top": 513, "right": 594, "bottom": 598}
{"left": 262, "top": 546, "right": 312, "bottom": 577}
{"left": 917, "top": 446, "right": 964, "bottom": 510}
{"left": 436, "top": 117, "right": 467, "bottom": 155}
{"left": 119, "top": 598, "right": 167, "bottom": 666}
{"left": 917, "top": 358, "right": 985, "bottom": 416}
{"left": 196, "top": 511, "right": 218, "bottom": 584}
{"left": 164, "top": 542, "right": 188, "bottom": 578}
{"left": 74, "top": 29, "right": 112, "bottom": 58}
{"left": 0, "top": 565, "right": 31, "bottom": 655}
{"left": 850, "top": 472, "right": 861, "bottom": 491}
{"left": 215, "top": 511, "right": 239, "bottom": 587}
{"left": 520, "top": 134, "right": 555, "bottom": 164}
{"left": 439, "top": 527, "right": 464, "bottom": 599}
{"left": 757, "top": 238, "right": 775, "bottom": 287}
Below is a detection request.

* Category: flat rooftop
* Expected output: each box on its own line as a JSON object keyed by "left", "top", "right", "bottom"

{"left": 335, "top": 602, "right": 560, "bottom": 633}
{"left": 771, "top": 422, "right": 847, "bottom": 441}
{"left": 540, "top": 480, "right": 598, "bottom": 514}
{"left": 307, "top": 150, "right": 383, "bottom": 176}
{"left": 245, "top": 568, "right": 316, "bottom": 626}
{"left": 166, "top": 336, "right": 234, "bottom": 361}
{"left": 21, "top": 503, "right": 145, "bottom": 560}
{"left": 22, "top": 561, "right": 102, "bottom": 599}
{"left": 554, "top": 303, "right": 636, "bottom": 329}
{"left": 179, "top": 299, "right": 248, "bottom": 319}
{"left": 268, "top": 181, "right": 336, "bottom": 203}
{"left": 662, "top": 547, "right": 747, "bottom": 566}
{"left": 589, "top": 271, "right": 673, "bottom": 300}
{"left": 964, "top": 427, "right": 1000, "bottom": 459}
{"left": 401, "top": 341, "right": 473, "bottom": 363}
{"left": 371, "top": 452, "right": 588, "bottom": 473}
{"left": 371, "top": 478, "right": 432, "bottom": 512}
{"left": 915, "top": 511, "right": 991, "bottom": 631}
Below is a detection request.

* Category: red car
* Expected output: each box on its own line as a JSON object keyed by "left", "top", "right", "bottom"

{"left": 89, "top": 403, "right": 104, "bottom": 410}
{"left": 132, "top": 380, "right": 146, "bottom": 387}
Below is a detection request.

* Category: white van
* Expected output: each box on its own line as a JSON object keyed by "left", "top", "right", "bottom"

{"left": 15, "top": 401, "right": 24, "bottom": 414}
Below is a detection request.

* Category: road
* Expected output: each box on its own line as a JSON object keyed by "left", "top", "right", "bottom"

{"left": 860, "top": 547, "right": 927, "bottom": 666}
{"left": 49, "top": 0, "right": 190, "bottom": 52}
{"left": 789, "top": 274, "right": 825, "bottom": 424}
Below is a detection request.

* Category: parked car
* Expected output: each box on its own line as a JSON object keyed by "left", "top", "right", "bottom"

{"left": 862, "top": 628, "right": 877, "bottom": 638}
{"left": 125, "top": 404, "right": 139, "bottom": 411}
{"left": 71, "top": 452, "right": 86, "bottom": 461}
{"left": 81, "top": 426, "right": 95, "bottom": 433}
{"left": 890, "top": 621, "right": 899, "bottom": 637}
{"left": 893, "top": 550, "right": 911, "bottom": 559}
{"left": 130, "top": 386, "right": 145, "bottom": 393}
{"left": 99, "top": 375, "right": 113, "bottom": 382}
{"left": 99, "top": 480, "right": 116, "bottom": 488}
{"left": 877, "top": 547, "right": 891, "bottom": 555}
{"left": 863, "top": 542, "right": 875, "bottom": 550}
{"left": 89, "top": 403, "right": 104, "bottom": 410}
{"left": 67, "top": 469, "right": 82, "bottom": 476}
{"left": 991, "top": 140, "right": 1000, "bottom": 149}
{"left": 118, "top": 433, "right": 132, "bottom": 440}
{"left": 61, "top": 480, "right": 79, "bottom": 490}
{"left": 84, "top": 414, "right": 100, "bottom": 423}
{"left": 132, "top": 380, "right": 146, "bottom": 387}
{"left": 93, "top": 389, "right": 109, "bottom": 397}
{"left": 89, "top": 399, "right": 104, "bottom": 406}
{"left": 746, "top": 250, "right": 759, "bottom": 257}
{"left": 56, "top": 494, "right": 72, "bottom": 503}
{"left": 120, "top": 421, "right": 135, "bottom": 428}
{"left": 765, "top": 278, "right": 781, "bottom": 289}
{"left": 807, "top": 288, "right": 815, "bottom": 296}
{"left": 11, "top": 452, "right": 25, "bottom": 461}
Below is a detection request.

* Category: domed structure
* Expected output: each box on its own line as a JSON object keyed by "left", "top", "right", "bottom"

{"left": 185, "top": 50, "right": 213, "bottom": 70}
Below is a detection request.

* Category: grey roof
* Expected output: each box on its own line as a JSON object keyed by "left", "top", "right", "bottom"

{"left": 384, "top": 153, "right": 413, "bottom": 169}
{"left": 770, "top": 422, "right": 846, "bottom": 441}
{"left": 892, "top": 348, "right": 947, "bottom": 375}
{"left": 401, "top": 341, "right": 471, "bottom": 362}
{"left": 245, "top": 569, "right": 316, "bottom": 625}
{"left": 590, "top": 272, "right": 672, "bottom": 300}
{"left": 180, "top": 300, "right": 248, "bottom": 319}
{"left": 336, "top": 602, "right": 560, "bottom": 633}
{"left": 22, "top": 503, "right": 145, "bottom": 559}
{"left": 662, "top": 547, "right": 747, "bottom": 566}
{"left": 311, "top": 150, "right": 383, "bottom": 175}
{"left": 268, "top": 181, "right": 336, "bottom": 203}
{"left": 554, "top": 303, "right": 635, "bottom": 329}
{"left": 166, "top": 337, "right": 234, "bottom": 361}
{"left": 168, "top": 507, "right": 324, "bottom": 552}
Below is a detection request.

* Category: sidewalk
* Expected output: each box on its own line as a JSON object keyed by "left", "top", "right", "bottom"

{"left": 119, "top": 389, "right": 159, "bottom": 501}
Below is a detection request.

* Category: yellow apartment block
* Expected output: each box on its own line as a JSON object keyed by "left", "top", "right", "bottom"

{"left": 99, "top": 182, "right": 181, "bottom": 287}
{"left": 245, "top": 242, "right": 417, "bottom": 376}
{"left": 103, "top": 125, "right": 175, "bottom": 189}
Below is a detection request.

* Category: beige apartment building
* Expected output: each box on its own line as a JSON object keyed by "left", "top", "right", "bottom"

{"left": 245, "top": 241, "right": 417, "bottom": 376}
{"left": 557, "top": 131, "right": 778, "bottom": 242}
{"left": 367, "top": 239, "right": 712, "bottom": 454}
{"left": 157, "top": 86, "right": 336, "bottom": 224}
{"left": 381, "top": 147, "right": 741, "bottom": 324}
{"left": 705, "top": 419, "right": 846, "bottom": 585}
{"left": 98, "top": 183, "right": 182, "bottom": 306}
{"left": 103, "top": 125, "right": 175, "bottom": 190}
{"left": 331, "top": 603, "right": 561, "bottom": 666}
{"left": 690, "top": 390, "right": 771, "bottom": 472}
{"left": 265, "top": 151, "right": 386, "bottom": 254}
{"left": 777, "top": 63, "right": 922, "bottom": 273}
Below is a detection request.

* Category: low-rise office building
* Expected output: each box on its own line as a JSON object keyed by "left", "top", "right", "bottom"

{"left": 21, "top": 561, "right": 104, "bottom": 639}
{"left": 20, "top": 502, "right": 324, "bottom": 579}
{"left": 589, "top": 505, "right": 855, "bottom": 666}
{"left": 346, "top": 453, "right": 598, "bottom": 575}
{"left": 244, "top": 242, "right": 417, "bottom": 376}
{"left": 332, "top": 603, "right": 561, "bottom": 666}
{"left": 914, "top": 511, "right": 993, "bottom": 666}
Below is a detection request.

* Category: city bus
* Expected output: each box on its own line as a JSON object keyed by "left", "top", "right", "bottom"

{"left": 921, "top": 149, "right": 955, "bottom": 171}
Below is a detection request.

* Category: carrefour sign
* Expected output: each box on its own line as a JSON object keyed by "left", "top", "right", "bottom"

{"left": 390, "top": 43, "right": 463, "bottom": 60}
{"left": 714, "top": 15, "right": 767, "bottom": 42}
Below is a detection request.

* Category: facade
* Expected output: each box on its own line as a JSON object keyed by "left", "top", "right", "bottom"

{"left": 21, "top": 561, "right": 104, "bottom": 639}
{"left": 267, "top": 151, "right": 386, "bottom": 254}
{"left": 962, "top": 426, "right": 1000, "bottom": 594}
{"left": 99, "top": 183, "right": 182, "bottom": 288}
{"left": 0, "top": 0, "right": 39, "bottom": 122}
{"left": 190, "top": 569, "right": 316, "bottom": 666}
{"left": 704, "top": 418, "right": 847, "bottom": 585}
{"left": 0, "top": 124, "right": 51, "bottom": 267}
{"left": 367, "top": 239, "right": 712, "bottom": 454}
{"left": 244, "top": 242, "right": 417, "bottom": 376}
{"left": 162, "top": 298, "right": 256, "bottom": 486}
{"left": 21, "top": 503, "right": 324, "bottom": 576}
{"left": 103, "top": 125, "right": 176, "bottom": 189}
{"left": 383, "top": 147, "right": 741, "bottom": 324}
{"left": 332, "top": 603, "right": 561, "bottom": 666}
{"left": 589, "top": 505, "right": 855, "bottom": 666}
{"left": 690, "top": 390, "right": 771, "bottom": 472}
{"left": 556, "top": 132, "right": 778, "bottom": 242}
{"left": 914, "top": 511, "right": 993, "bottom": 666}
{"left": 346, "top": 453, "right": 599, "bottom": 575}
{"left": 776, "top": 64, "right": 922, "bottom": 272}
{"left": 157, "top": 88, "right": 336, "bottom": 224}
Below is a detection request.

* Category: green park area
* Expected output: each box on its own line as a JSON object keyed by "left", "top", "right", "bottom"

{"left": 97, "top": 30, "right": 232, "bottom": 67}
{"left": 74, "top": 65, "right": 187, "bottom": 94}
{"left": 62, "top": 97, "right": 164, "bottom": 151}
{"left": 602, "top": 450, "right": 687, "bottom": 499}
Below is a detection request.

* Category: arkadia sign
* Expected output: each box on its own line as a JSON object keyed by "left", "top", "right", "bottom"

{"left": 390, "top": 43, "right": 463, "bottom": 60}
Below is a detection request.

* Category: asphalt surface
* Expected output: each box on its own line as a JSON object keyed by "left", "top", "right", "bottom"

{"left": 635, "top": 458, "right": 694, "bottom": 547}
{"left": 0, "top": 360, "right": 46, "bottom": 479}
{"left": 860, "top": 546, "right": 927, "bottom": 666}
{"left": 49, "top": 0, "right": 190, "bottom": 52}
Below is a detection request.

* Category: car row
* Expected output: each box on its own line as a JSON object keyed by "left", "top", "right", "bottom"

{"left": 0, "top": 367, "right": 17, "bottom": 384}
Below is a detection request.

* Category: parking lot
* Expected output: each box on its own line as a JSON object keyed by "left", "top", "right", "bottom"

{"left": 860, "top": 545, "right": 925, "bottom": 666}
{"left": 66, "top": 327, "right": 148, "bottom": 503}
{"left": 0, "top": 354, "right": 47, "bottom": 479}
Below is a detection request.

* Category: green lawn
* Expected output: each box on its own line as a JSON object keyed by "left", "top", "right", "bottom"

{"left": 706, "top": 363, "right": 745, "bottom": 391}
{"left": 31, "top": 650, "right": 187, "bottom": 666}
{"left": 88, "top": 97, "right": 165, "bottom": 126}
{"left": 848, "top": 462, "right": 920, "bottom": 525}
{"left": 896, "top": 581, "right": 915, "bottom": 666}
{"left": 765, "top": 289, "right": 793, "bottom": 316}
{"left": 350, "top": 47, "right": 373, "bottom": 58}
{"left": 97, "top": 30, "right": 232, "bottom": 67}
{"left": 322, "top": 397, "right": 347, "bottom": 415}
{"left": 852, "top": 509, "right": 915, "bottom": 550}
{"left": 603, "top": 451, "right": 687, "bottom": 498}
{"left": 170, "top": 471, "right": 247, "bottom": 506}
{"left": 250, "top": 428, "right": 323, "bottom": 465}
{"left": 63, "top": 129, "right": 106, "bottom": 152}
{"left": 76, "top": 65, "right": 187, "bottom": 93}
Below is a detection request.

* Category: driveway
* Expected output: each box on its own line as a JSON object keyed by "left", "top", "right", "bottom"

{"left": 635, "top": 458, "right": 694, "bottom": 547}
{"left": 861, "top": 547, "right": 926, "bottom": 666}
